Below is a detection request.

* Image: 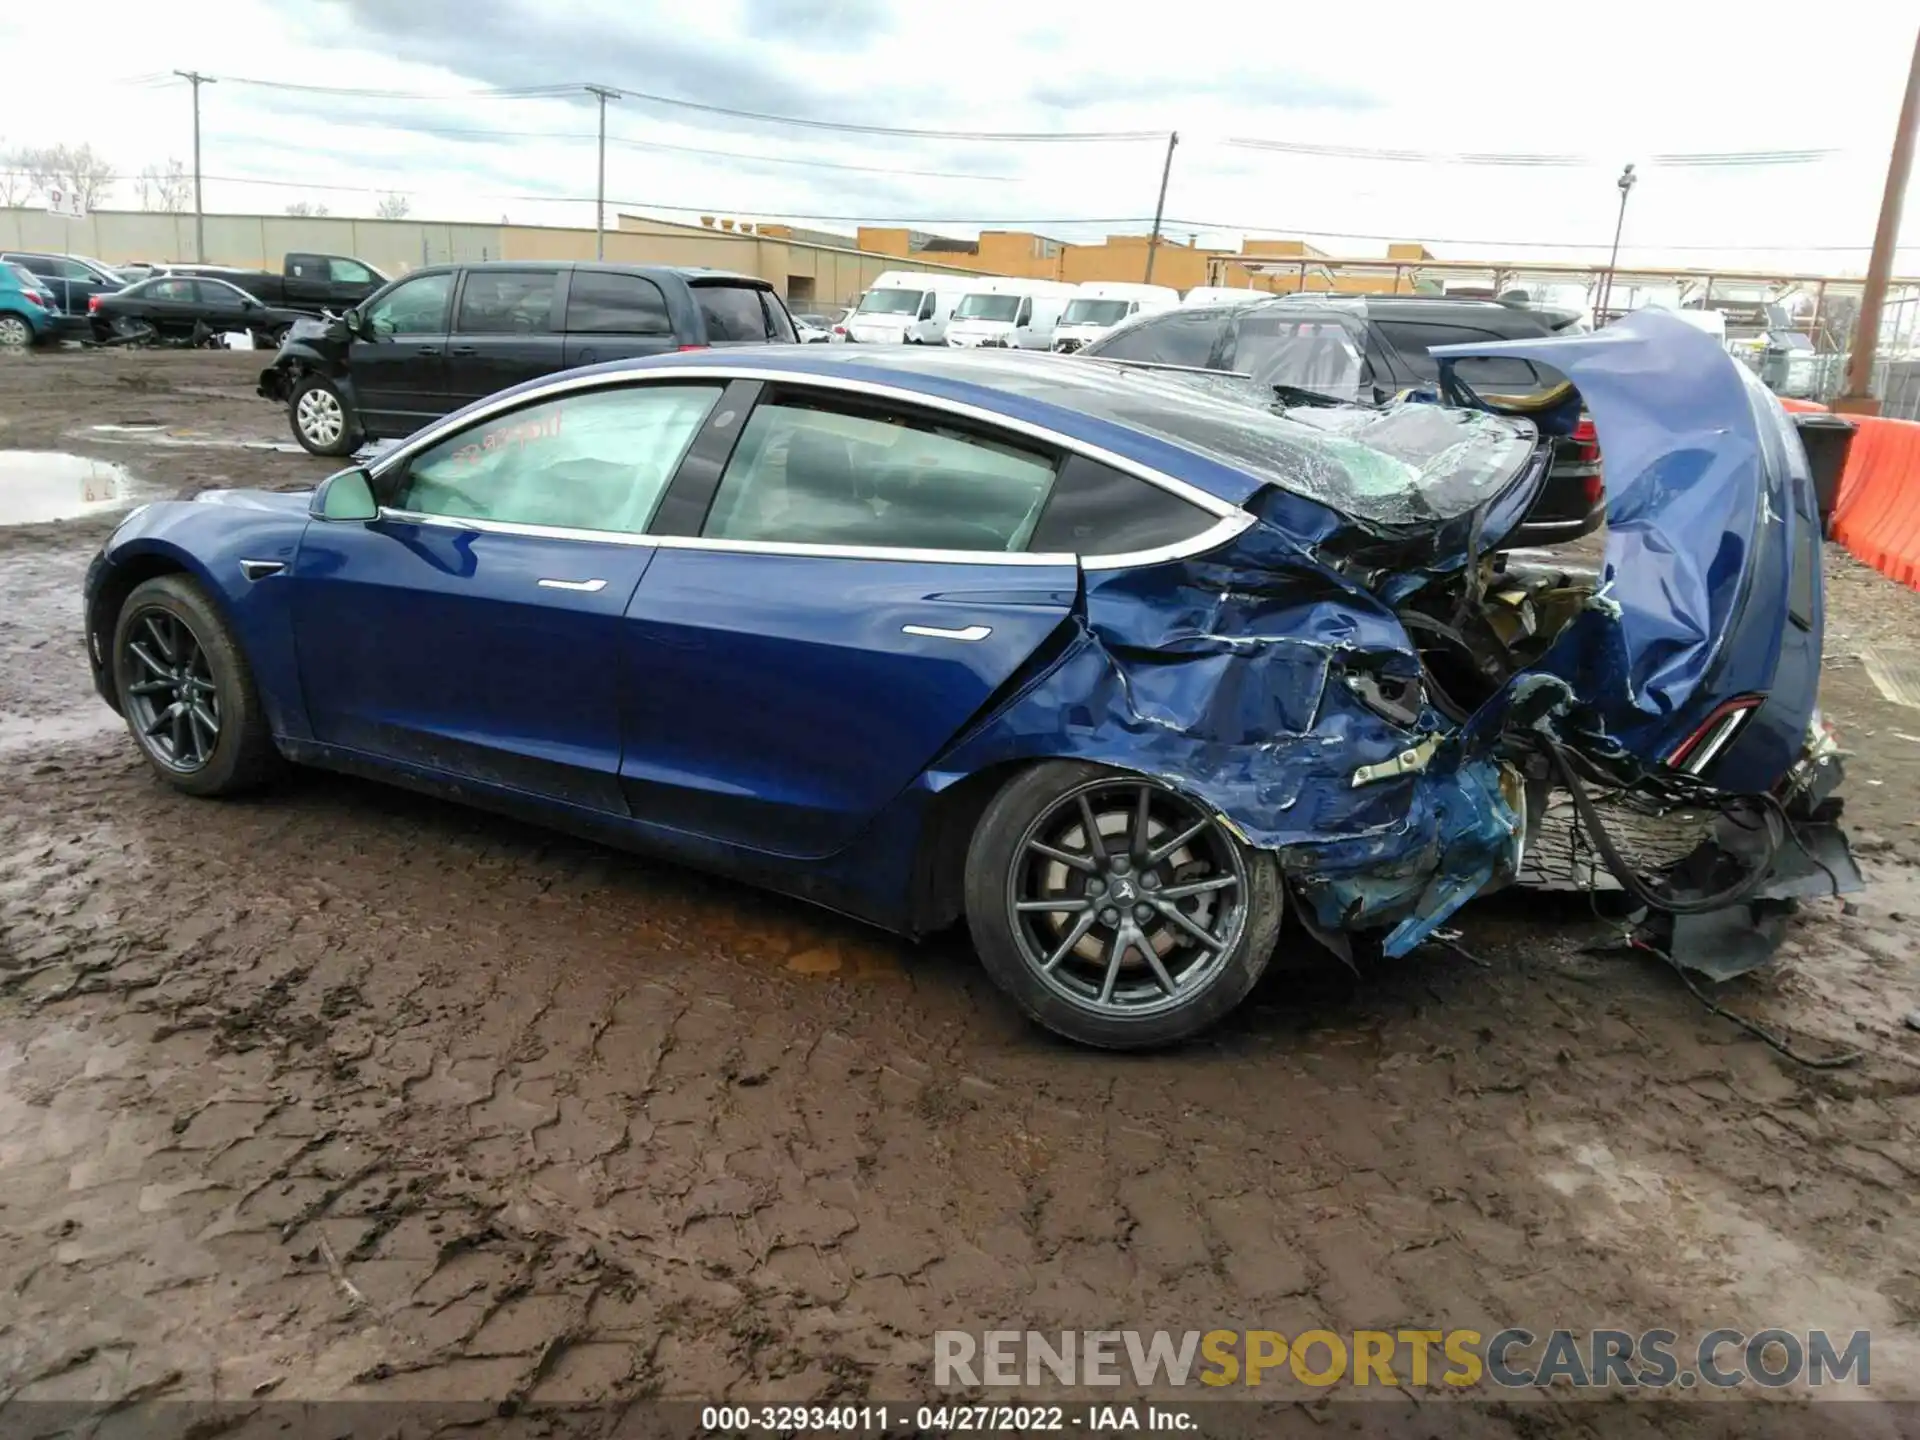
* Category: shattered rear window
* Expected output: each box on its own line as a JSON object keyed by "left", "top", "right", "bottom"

{"left": 833, "top": 349, "right": 1538, "bottom": 526}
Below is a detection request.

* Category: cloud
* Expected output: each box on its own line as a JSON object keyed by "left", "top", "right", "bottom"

{"left": 1029, "top": 71, "right": 1381, "bottom": 114}
{"left": 740, "top": 0, "right": 891, "bottom": 46}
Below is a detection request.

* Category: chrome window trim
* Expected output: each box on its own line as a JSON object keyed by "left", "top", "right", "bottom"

{"left": 378, "top": 508, "right": 660, "bottom": 549}
{"left": 366, "top": 364, "right": 1257, "bottom": 569}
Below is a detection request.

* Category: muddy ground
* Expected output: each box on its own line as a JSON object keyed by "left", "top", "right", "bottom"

{"left": 2, "top": 349, "right": 1920, "bottom": 1435}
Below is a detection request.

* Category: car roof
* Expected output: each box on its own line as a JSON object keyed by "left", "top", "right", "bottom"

{"left": 434, "top": 260, "right": 767, "bottom": 286}
{"left": 523, "top": 345, "right": 1302, "bottom": 506}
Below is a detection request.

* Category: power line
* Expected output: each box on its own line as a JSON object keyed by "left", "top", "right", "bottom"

{"left": 191, "top": 73, "right": 1162, "bottom": 142}
{"left": 204, "top": 125, "right": 1021, "bottom": 181}
{"left": 1223, "top": 137, "right": 1843, "bottom": 168}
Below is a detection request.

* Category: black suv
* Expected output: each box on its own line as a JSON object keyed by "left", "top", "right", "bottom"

{"left": 1082, "top": 295, "right": 1604, "bottom": 543}
{"left": 260, "top": 262, "right": 798, "bottom": 455}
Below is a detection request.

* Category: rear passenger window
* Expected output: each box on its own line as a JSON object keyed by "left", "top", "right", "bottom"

{"left": 702, "top": 399, "right": 1058, "bottom": 552}
{"left": 1088, "top": 311, "right": 1225, "bottom": 368}
{"left": 1377, "top": 321, "right": 1551, "bottom": 391}
{"left": 761, "top": 292, "right": 798, "bottom": 343}
{"left": 456, "top": 270, "right": 560, "bottom": 335}
{"left": 694, "top": 285, "right": 777, "bottom": 342}
{"left": 565, "top": 271, "right": 672, "bottom": 335}
{"left": 1029, "top": 454, "right": 1218, "bottom": 557}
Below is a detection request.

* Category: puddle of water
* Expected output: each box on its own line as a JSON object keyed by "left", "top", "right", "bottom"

{"left": 0, "top": 452, "right": 137, "bottom": 526}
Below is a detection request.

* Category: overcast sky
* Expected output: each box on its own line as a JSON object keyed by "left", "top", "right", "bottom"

{"left": 3, "top": 0, "right": 1916, "bottom": 274}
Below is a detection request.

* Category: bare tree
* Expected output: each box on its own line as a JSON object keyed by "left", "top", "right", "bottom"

{"left": 0, "top": 139, "right": 31, "bottom": 206}
{"left": 21, "top": 143, "right": 115, "bottom": 209}
{"left": 285, "top": 200, "right": 331, "bottom": 217}
{"left": 135, "top": 159, "right": 190, "bottom": 213}
{"left": 374, "top": 192, "right": 411, "bottom": 220}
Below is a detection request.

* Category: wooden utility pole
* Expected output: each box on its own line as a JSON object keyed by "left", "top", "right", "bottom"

{"left": 174, "top": 70, "right": 214, "bottom": 262}
{"left": 1144, "top": 132, "right": 1178, "bottom": 284}
{"left": 586, "top": 85, "right": 619, "bottom": 260}
{"left": 1836, "top": 26, "right": 1920, "bottom": 414}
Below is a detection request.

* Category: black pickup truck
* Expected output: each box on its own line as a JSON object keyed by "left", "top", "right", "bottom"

{"left": 163, "top": 252, "right": 387, "bottom": 314}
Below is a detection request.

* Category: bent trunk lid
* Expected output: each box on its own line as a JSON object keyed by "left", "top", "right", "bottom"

{"left": 1431, "top": 308, "right": 1822, "bottom": 790}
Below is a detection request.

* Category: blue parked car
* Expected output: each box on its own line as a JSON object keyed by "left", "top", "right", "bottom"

{"left": 0, "top": 262, "right": 58, "bottom": 350}
{"left": 81, "top": 313, "right": 1852, "bottom": 1047}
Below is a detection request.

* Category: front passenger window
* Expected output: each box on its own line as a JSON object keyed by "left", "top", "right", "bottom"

{"left": 391, "top": 385, "right": 723, "bottom": 535}
{"left": 366, "top": 272, "right": 453, "bottom": 338}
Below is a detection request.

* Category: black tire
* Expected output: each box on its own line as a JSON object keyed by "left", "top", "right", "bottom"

{"left": 964, "top": 762, "right": 1283, "bottom": 1049}
{"left": 111, "top": 575, "right": 281, "bottom": 798}
{"left": 0, "top": 311, "right": 33, "bottom": 352}
{"left": 289, "top": 373, "right": 359, "bottom": 457}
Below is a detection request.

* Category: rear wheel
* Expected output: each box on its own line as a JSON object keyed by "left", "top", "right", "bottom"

{"left": 290, "top": 374, "right": 358, "bottom": 456}
{"left": 0, "top": 312, "right": 32, "bottom": 351}
{"left": 111, "top": 575, "right": 280, "bottom": 797}
{"left": 965, "top": 764, "right": 1283, "bottom": 1049}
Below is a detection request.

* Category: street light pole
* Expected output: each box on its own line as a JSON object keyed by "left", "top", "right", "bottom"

{"left": 174, "top": 70, "right": 214, "bottom": 262}
{"left": 1837, "top": 26, "right": 1920, "bottom": 415}
{"left": 1144, "top": 131, "right": 1179, "bottom": 285}
{"left": 585, "top": 84, "right": 619, "bottom": 260}
{"left": 1598, "top": 162, "right": 1636, "bottom": 326}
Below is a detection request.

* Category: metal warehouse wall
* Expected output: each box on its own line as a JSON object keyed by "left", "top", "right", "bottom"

{"left": 0, "top": 208, "right": 982, "bottom": 306}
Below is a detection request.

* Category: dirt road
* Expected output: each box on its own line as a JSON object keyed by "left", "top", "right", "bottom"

{"left": 3, "top": 350, "right": 1919, "bottom": 1433}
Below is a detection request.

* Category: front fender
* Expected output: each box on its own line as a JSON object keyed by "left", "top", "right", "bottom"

{"left": 91, "top": 501, "right": 314, "bottom": 742}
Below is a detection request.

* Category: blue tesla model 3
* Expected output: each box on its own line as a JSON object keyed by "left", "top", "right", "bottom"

{"left": 82, "top": 312, "right": 1848, "bottom": 1047}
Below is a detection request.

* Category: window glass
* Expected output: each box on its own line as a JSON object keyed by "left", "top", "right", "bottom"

{"left": 393, "top": 385, "right": 723, "bottom": 534}
{"left": 1086, "top": 311, "right": 1225, "bottom": 368}
{"left": 703, "top": 399, "right": 1058, "bottom": 552}
{"left": 1228, "top": 312, "right": 1371, "bottom": 399}
{"left": 287, "top": 255, "right": 323, "bottom": 279}
{"left": 855, "top": 289, "right": 923, "bottom": 316}
{"left": 760, "top": 291, "right": 798, "bottom": 343}
{"left": 1062, "top": 298, "right": 1132, "bottom": 327}
{"left": 565, "top": 271, "right": 671, "bottom": 335}
{"left": 456, "top": 270, "right": 559, "bottom": 335}
{"left": 366, "top": 272, "right": 453, "bottom": 337}
{"left": 147, "top": 279, "right": 196, "bottom": 302}
{"left": 956, "top": 294, "right": 1020, "bottom": 322}
{"left": 694, "top": 284, "right": 774, "bottom": 341}
{"left": 328, "top": 257, "right": 374, "bottom": 285}
{"left": 195, "top": 280, "right": 247, "bottom": 305}
{"left": 1029, "top": 454, "right": 1217, "bottom": 556}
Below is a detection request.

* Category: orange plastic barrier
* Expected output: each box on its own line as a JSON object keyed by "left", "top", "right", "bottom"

{"left": 1778, "top": 396, "right": 1828, "bottom": 413}
{"left": 1829, "top": 413, "right": 1920, "bottom": 591}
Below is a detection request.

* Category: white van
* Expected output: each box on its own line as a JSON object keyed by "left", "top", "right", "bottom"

{"left": 944, "top": 277, "right": 1079, "bottom": 350}
{"left": 1181, "top": 285, "right": 1266, "bottom": 307}
{"left": 1051, "top": 282, "right": 1181, "bottom": 352}
{"left": 844, "top": 270, "right": 979, "bottom": 345}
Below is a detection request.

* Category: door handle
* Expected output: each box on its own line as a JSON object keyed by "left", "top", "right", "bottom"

{"left": 903, "top": 623, "right": 992, "bottom": 642}
{"left": 450, "top": 345, "right": 478, "bottom": 356}
{"left": 415, "top": 345, "right": 442, "bottom": 356}
{"left": 538, "top": 577, "right": 607, "bottom": 592}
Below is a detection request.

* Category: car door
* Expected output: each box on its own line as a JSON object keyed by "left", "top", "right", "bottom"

{"left": 561, "top": 269, "right": 681, "bottom": 369}
{"left": 282, "top": 253, "right": 333, "bottom": 310}
{"left": 192, "top": 279, "right": 252, "bottom": 333}
{"left": 289, "top": 379, "right": 729, "bottom": 812}
{"left": 618, "top": 384, "right": 1079, "bottom": 857}
{"left": 137, "top": 277, "right": 201, "bottom": 333}
{"left": 348, "top": 270, "right": 456, "bottom": 436}
{"left": 444, "top": 269, "right": 567, "bottom": 411}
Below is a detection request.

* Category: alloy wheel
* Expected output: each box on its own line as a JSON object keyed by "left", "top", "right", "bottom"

{"left": 297, "top": 387, "right": 344, "bottom": 446}
{"left": 121, "top": 608, "right": 221, "bottom": 772}
{"left": 0, "top": 315, "right": 28, "bottom": 351}
{"left": 1007, "top": 778, "right": 1248, "bottom": 1018}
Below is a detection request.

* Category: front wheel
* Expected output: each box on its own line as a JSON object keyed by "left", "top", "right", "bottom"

{"left": 965, "top": 764, "right": 1283, "bottom": 1049}
{"left": 111, "top": 575, "right": 281, "bottom": 797}
{"left": 290, "top": 373, "right": 359, "bottom": 457}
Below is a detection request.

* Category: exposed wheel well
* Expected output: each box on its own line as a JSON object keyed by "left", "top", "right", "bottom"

{"left": 907, "top": 760, "right": 1036, "bottom": 936}
{"left": 89, "top": 555, "right": 192, "bottom": 709}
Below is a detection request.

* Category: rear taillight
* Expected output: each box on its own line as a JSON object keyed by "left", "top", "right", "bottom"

{"left": 676, "top": 343, "right": 705, "bottom": 352}
{"left": 1571, "top": 417, "right": 1600, "bottom": 464}
{"left": 88, "top": 294, "right": 103, "bottom": 312}
{"left": 23, "top": 290, "right": 47, "bottom": 309}
{"left": 1667, "top": 695, "right": 1763, "bottom": 776}
{"left": 833, "top": 325, "right": 846, "bottom": 335}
